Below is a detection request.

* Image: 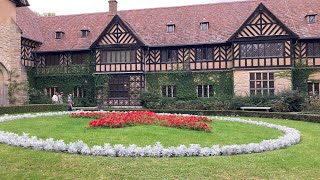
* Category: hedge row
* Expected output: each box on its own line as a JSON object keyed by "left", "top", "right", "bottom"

{"left": 149, "top": 110, "right": 320, "bottom": 123}
{"left": 1, "top": 106, "right": 319, "bottom": 123}
{"left": 99, "top": 108, "right": 320, "bottom": 123}
{"left": 0, "top": 104, "right": 66, "bottom": 115}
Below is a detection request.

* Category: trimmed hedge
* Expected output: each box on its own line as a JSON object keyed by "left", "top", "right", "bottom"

{"left": 0, "top": 104, "right": 66, "bottom": 115}
{"left": 149, "top": 110, "right": 320, "bottom": 123}
{"left": 99, "top": 108, "right": 320, "bottom": 123}
{"left": 1, "top": 106, "right": 318, "bottom": 123}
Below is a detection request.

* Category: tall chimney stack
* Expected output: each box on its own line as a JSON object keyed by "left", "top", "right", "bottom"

{"left": 108, "top": 0, "right": 118, "bottom": 17}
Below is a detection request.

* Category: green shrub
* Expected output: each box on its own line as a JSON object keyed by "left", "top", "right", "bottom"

{"left": 228, "top": 95, "right": 276, "bottom": 110}
{"left": 28, "top": 89, "right": 51, "bottom": 104}
{"left": 0, "top": 104, "right": 66, "bottom": 115}
{"left": 303, "top": 96, "right": 320, "bottom": 112}
{"left": 140, "top": 91, "right": 162, "bottom": 109}
{"left": 276, "top": 90, "right": 306, "bottom": 112}
{"left": 150, "top": 109, "right": 320, "bottom": 123}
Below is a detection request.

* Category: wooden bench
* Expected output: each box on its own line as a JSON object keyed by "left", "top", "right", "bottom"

{"left": 240, "top": 107, "right": 271, "bottom": 112}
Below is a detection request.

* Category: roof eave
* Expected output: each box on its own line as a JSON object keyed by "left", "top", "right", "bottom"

{"left": 12, "top": 0, "right": 30, "bottom": 7}
{"left": 35, "top": 48, "right": 92, "bottom": 54}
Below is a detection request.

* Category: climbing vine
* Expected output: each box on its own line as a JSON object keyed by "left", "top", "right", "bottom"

{"left": 7, "top": 71, "right": 27, "bottom": 104}
{"left": 146, "top": 70, "right": 234, "bottom": 100}
{"left": 27, "top": 56, "right": 97, "bottom": 106}
{"left": 292, "top": 59, "right": 320, "bottom": 93}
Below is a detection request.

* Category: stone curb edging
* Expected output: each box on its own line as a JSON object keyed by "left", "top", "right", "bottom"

{"left": 0, "top": 112, "right": 301, "bottom": 157}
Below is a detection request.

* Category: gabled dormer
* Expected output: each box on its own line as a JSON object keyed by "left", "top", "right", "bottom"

{"left": 91, "top": 15, "right": 144, "bottom": 48}
{"left": 229, "top": 3, "right": 298, "bottom": 41}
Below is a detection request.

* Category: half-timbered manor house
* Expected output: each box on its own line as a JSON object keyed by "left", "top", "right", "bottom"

{"left": 1, "top": 0, "right": 320, "bottom": 107}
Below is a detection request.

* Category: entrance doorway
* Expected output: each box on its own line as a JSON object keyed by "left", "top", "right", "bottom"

{"left": 0, "top": 63, "right": 9, "bottom": 106}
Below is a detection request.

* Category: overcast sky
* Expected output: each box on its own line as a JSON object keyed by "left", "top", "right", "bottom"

{"left": 27, "top": 0, "right": 244, "bottom": 15}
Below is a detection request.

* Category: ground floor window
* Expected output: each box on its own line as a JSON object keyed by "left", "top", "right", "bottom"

{"left": 308, "top": 82, "right": 320, "bottom": 96}
{"left": 73, "top": 87, "right": 86, "bottom": 98}
{"left": 250, "top": 72, "right": 275, "bottom": 96}
{"left": 197, "top": 85, "right": 213, "bottom": 97}
{"left": 45, "top": 87, "right": 58, "bottom": 97}
{"left": 108, "top": 75, "right": 130, "bottom": 99}
{"left": 161, "top": 85, "right": 177, "bottom": 97}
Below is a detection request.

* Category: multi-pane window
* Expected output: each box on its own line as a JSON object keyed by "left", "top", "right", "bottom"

{"left": 250, "top": 72, "right": 275, "bottom": 96}
{"left": 307, "top": 43, "right": 320, "bottom": 56}
{"left": 197, "top": 85, "right": 213, "bottom": 98}
{"left": 307, "top": 15, "right": 316, "bottom": 24}
{"left": 167, "top": 24, "right": 175, "bottom": 33}
{"left": 161, "top": 85, "right": 177, "bottom": 97}
{"left": 161, "top": 49, "right": 177, "bottom": 63}
{"left": 45, "top": 54, "right": 60, "bottom": 66}
{"left": 200, "top": 22, "right": 209, "bottom": 31}
{"left": 45, "top": 87, "right": 58, "bottom": 97}
{"left": 81, "top": 30, "right": 90, "bottom": 38}
{"left": 108, "top": 76, "right": 130, "bottom": 99}
{"left": 240, "top": 43, "right": 284, "bottom": 58}
{"left": 73, "top": 87, "right": 86, "bottom": 98}
{"left": 196, "top": 47, "right": 208, "bottom": 61}
{"left": 72, "top": 53, "right": 89, "bottom": 64}
{"left": 101, "top": 50, "right": 135, "bottom": 63}
{"left": 308, "top": 82, "right": 320, "bottom": 96}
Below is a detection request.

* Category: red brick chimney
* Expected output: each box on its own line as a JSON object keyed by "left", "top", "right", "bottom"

{"left": 108, "top": 0, "right": 118, "bottom": 17}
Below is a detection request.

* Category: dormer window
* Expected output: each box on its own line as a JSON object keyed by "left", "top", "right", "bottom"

{"left": 306, "top": 11, "right": 317, "bottom": 24}
{"left": 55, "top": 31, "right": 64, "bottom": 39}
{"left": 81, "top": 30, "right": 90, "bottom": 38}
{"left": 167, "top": 23, "right": 175, "bottom": 33}
{"left": 200, "top": 22, "right": 209, "bottom": 31}
{"left": 308, "top": 15, "right": 317, "bottom": 24}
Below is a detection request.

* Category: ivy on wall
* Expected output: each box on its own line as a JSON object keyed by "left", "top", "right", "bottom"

{"left": 94, "top": 74, "right": 110, "bottom": 107}
{"left": 145, "top": 70, "right": 234, "bottom": 100}
{"left": 27, "top": 56, "right": 97, "bottom": 106}
{"left": 292, "top": 60, "right": 320, "bottom": 93}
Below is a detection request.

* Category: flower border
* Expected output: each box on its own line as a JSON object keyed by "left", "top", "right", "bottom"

{"left": 0, "top": 112, "right": 301, "bottom": 157}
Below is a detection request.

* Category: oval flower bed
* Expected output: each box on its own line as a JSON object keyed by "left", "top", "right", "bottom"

{"left": 0, "top": 111, "right": 301, "bottom": 157}
{"left": 70, "top": 111, "right": 212, "bottom": 132}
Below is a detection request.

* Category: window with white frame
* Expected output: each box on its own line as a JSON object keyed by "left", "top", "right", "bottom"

{"left": 161, "top": 85, "right": 177, "bottom": 97}
{"left": 307, "top": 15, "right": 317, "bottom": 24}
{"left": 200, "top": 22, "right": 209, "bottom": 31}
{"left": 308, "top": 82, "right": 320, "bottom": 96}
{"left": 250, "top": 72, "right": 275, "bottom": 96}
{"left": 197, "top": 85, "right": 213, "bottom": 98}
{"left": 167, "top": 24, "right": 175, "bottom": 33}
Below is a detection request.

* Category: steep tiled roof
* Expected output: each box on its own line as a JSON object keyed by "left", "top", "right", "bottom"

{"left": 16, "top": 0, "right": 320, "bottom": 52}
{"left": 16, "top": 7, "right": 43, "bottom": 43}
{"left": 37, "top": 12, "right": 111, "bottom": 52}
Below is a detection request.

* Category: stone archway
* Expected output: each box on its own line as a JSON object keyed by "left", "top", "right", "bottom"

{"left": 0, "top": 63, "right": 9, "bottom": 106}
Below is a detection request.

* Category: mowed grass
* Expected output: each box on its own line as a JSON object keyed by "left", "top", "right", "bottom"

{"left": 0, "top": 115, "right": 319, "bottom": 179}
{"left": 0, "top": 115, "right": 281, "bottom": 147}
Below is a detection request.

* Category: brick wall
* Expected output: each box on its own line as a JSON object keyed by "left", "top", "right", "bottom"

{"left": 0, "top": 1, "right": 28, "bottom": 106}
{"left": 234, "top": 69, "right": 292, "bottom": 96}
{"left": 309, "top": 71, "right": 320, "bottom": 81}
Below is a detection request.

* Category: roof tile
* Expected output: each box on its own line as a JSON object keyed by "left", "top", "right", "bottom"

{"left": 16, "top": 0, "right": 320, "bottom": 52}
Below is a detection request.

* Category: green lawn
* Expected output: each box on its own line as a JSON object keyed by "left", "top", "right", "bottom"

{"left": 0, "top": 115, "right": 319, "bottom": 179}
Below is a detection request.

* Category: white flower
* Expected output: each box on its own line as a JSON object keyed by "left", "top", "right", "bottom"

{"left": 0, "top": 112, "right": 301, "bottom": 158}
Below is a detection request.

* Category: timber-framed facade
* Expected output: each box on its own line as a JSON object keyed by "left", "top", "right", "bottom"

{"left": 1, "top": 0, "right": 319, "bottom": 106}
